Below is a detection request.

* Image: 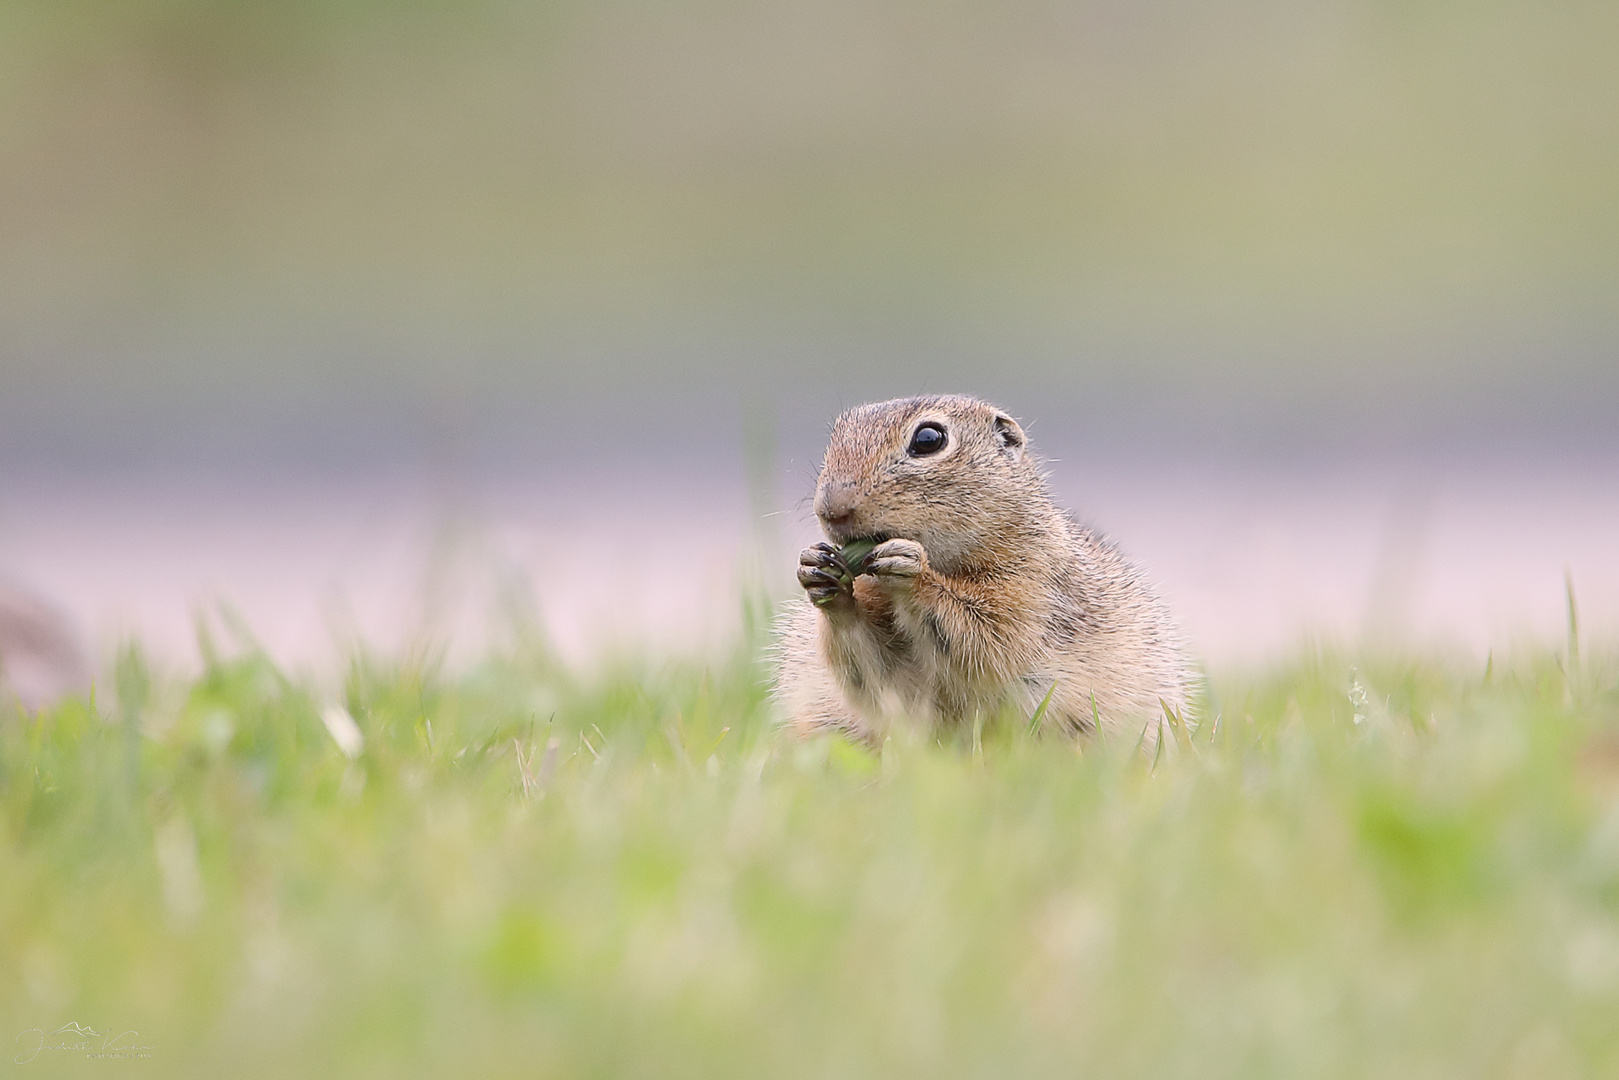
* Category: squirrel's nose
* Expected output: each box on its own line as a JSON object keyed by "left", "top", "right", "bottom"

{"left": 816, "top": 480, "right": 860, "bottom": 532}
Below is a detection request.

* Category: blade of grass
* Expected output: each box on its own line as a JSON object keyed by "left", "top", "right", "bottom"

{"left": 1027, "top": 681, "right": 1059, "bottom": 736}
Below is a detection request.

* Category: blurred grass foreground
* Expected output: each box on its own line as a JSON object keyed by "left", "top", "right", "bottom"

{"left": 4, "top": 618, "right": 1619, "bottom": 1078}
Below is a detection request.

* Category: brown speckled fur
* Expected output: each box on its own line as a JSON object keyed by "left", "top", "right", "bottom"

{"left": 775, "top": 395, "right": 1193, "bottom": 744}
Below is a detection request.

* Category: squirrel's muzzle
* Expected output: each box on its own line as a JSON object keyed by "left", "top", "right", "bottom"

{"left": 815, "top": 479, "right": 862, "bottom": 537}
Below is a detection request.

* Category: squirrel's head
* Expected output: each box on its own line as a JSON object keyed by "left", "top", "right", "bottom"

{"left": 814, "top": 395, "right": 1049, "bottom": 572}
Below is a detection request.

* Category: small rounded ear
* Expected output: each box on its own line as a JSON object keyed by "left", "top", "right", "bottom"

{"left": 993, "top": 414, "right": 1026, "bottom": 459}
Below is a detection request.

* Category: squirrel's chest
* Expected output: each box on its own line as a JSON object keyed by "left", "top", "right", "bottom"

{"left": 822, "top": 598, "right": 1004, "bottom": 725}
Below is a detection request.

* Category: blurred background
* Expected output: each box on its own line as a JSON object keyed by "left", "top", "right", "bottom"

{"left": 1, "top": 0, "right": 1616, "bottom": 701}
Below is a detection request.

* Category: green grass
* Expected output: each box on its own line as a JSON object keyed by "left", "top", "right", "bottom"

{"left": 4, "top": 619, "right": 1619, "bottom": 1078}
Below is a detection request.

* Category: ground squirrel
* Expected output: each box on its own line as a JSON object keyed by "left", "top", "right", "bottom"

{"left": 775, "top": 395, "right": 1193, "bottom": 743}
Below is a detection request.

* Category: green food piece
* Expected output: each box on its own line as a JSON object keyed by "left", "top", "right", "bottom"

{"left": 838, "top": 538, "right": 880, "bottom": 579}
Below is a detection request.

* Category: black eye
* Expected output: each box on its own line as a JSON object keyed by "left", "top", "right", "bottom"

{"left": 907, "top": 422, "right": 947, "bottom": 456}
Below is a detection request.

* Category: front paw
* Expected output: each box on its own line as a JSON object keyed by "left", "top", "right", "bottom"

{"left": 865, "top": 538, "right": 927, "bottom": 583}
{"left": 797, "top": 542, "right": 852, "bottom": 608}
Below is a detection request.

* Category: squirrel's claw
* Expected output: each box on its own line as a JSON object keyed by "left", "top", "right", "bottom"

{"left": 797, "top": 564, "right": 842, "bottom": 589}
{"left": 864, "top": 538, "right": 927, "bottom": 580}
{"left": 800, "top": 542, "right": 846, "bottom": 571}
{"left": 798, "top": 546, "right": 853, "bottom": 609}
